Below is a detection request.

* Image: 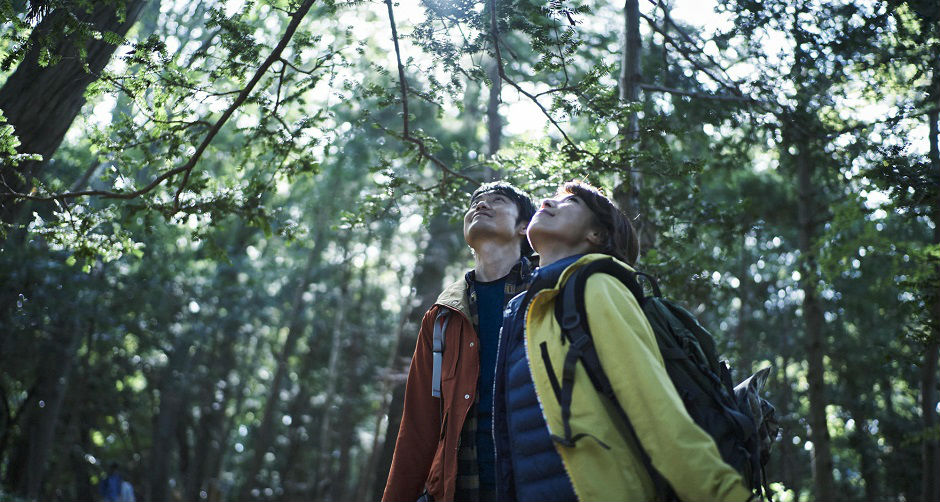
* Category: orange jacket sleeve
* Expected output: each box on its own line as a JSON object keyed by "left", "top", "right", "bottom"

{"left": 382, "top": 308, "right": 442, "bottom": 502}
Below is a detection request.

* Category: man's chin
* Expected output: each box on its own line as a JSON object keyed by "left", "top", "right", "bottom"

{"left": 465, "top": 225, "right": 513, "bottom": 245}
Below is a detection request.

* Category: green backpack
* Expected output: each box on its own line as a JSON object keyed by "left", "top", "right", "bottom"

{"left": 546, "top": 258, "right": 780, "bottom": 501}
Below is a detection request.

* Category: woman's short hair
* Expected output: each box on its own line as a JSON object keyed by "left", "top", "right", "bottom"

{"left": 470, "top": 181, "right": 537, "bottom": 257}
{"left": 559, "top": 181, "right": 640, "bottom": 265}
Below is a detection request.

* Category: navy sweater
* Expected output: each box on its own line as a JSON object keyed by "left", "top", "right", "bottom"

{"left": 474, "top": 277, "right": 506, "bottom": 494}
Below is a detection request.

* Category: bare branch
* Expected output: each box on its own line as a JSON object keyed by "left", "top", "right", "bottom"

{"left": 488, "top": 0, "right": 585, "bottom": 153}
{"left": 70, "top": 161, "right": 101, "bottom": 192}
{"left": 383, "top": 0, "right": 481, "bottom": 187}
{"left": 385, "top": 0, "right": 411, "bottom": 137}
{"left": 639, "top": 83, "right": 756, "bottom": 102}
{"left": 648, "top": 0, "right": 742, "bottom": 93}
{"left": 637, "top": 10, "right": 745, "bottom": 99}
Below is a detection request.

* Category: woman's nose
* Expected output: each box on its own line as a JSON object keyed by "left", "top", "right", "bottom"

{"left": 540, "top": 198, "right": 555, "bottom": 209}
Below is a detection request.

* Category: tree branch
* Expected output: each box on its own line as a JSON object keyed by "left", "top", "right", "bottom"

{"left": 637, "top": 10, "right": 746, "bottom": 100}
{"left": 488, "top": 0, "right": 586, "bottom": 154}
{"left": 639, "top": 83, "right": 756, "bottom": 102}
{"left": 171, "top": 0, "right": 317, "bottom": 210}
{"left": 2, "top": 0, "right": 319, "bottom": 208}
{"left": 383, "top": 0, "right": 480, "bottom": 187}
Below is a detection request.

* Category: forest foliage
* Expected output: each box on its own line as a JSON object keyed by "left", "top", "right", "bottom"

{"left": 0, "top": 0, "right": 938, "bottom": 501}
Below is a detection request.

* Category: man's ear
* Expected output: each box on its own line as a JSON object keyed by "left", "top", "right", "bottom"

{"left": 516, "top": 221, "right": 528, "bottom": 236}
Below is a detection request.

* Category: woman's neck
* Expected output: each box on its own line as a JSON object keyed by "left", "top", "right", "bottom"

{"left": 537, "top": 242, "right": 594, "bottom": 267}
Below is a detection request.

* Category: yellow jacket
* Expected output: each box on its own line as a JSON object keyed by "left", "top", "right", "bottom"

{"left": 524, "top": 254, "right": 752, "bottom": 501}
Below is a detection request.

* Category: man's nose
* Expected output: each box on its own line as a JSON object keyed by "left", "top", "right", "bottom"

{"left": 540, "top": 198, "right": 556, "bottom": 209}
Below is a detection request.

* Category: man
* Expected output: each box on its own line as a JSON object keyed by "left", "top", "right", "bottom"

{"left": 99, "top": 462, "right": 123, "bottom": 502}
{"left": 383, "top": 182, "right": 536, "bottom": 502}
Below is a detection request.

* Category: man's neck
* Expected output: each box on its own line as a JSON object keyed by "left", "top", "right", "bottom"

{"left": 472, "top": 241, "right": 522, "bottom": 282}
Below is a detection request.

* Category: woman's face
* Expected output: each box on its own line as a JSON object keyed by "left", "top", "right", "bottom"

{"left": 526, "top": 192, "right": 599, "bottom": 255}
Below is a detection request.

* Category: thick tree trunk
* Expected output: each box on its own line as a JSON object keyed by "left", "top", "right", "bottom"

{"left": 923, "top": 341, "right": 940, "bottom": 502}
{"left": 281, "top": 339, "right": 326, "bottom": 500}
{"left": 356, "top": 304, "right": 411, "bottom": 502}
{"left": 793, "top": 133, "right": 835, "bottom": 500}
{"left": 843, "top": 377, "right": 881, "bottom": 501}
{"left": 330, "top": 335, "right": 364, "bottom": 502}
{"left": 620, "top": 0, "right": 641, "bottom": 134}
{"left": 4, "top": 322, "right": 82, "bottom": 499}
{"left": 733, "top": 236, "right": 753, "bottom": 380}
{"left": 0, "top": 0, "right": 149, "bottom": 222}
{"left": 206, "top": 332, "right": 263, "bottom": 499}
{"left": 371, "top": 214, "right": 463, "bottom": 500}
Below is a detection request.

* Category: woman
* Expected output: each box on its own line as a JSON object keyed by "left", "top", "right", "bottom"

{"left": 491, "top": 181, "right": 751, "bottom": 501}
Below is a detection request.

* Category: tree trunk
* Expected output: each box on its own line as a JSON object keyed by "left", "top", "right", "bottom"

{"left": 486, "top": 58, "right": 502, "bottom": 165}
{"left": 733, "top": 236, "right": 753, "bottom": 380}
{"left": 922, "top": 78, "right": 940, "bottom": 502}
{"left": 207, "top": 331, "right": 264, "bottom": 499}
{"left": 281, "top": 339, "right": 326, "bottom": 500}
{"left": 5, "top": 321, "right": 82, "bottom": 499}
{"left": 0, "top": 0, "right": 149, "bottom": 222}
{"left": 843, "top": 377, "right": 881, "bottom": 501}
{"left": 238, "top": 246, "right": 322, "bottom": 500}
{"left": 184, "top": 328, "right": 238, "bottom": 502}
{"left": 615, "top": 0, "right": 653, "bottom": 254}
{"left": 793, "top": 132, "right": 835, "bottom": 500}
{"left": 312, "top": 260, "right": 354, "bottom": 500}
{"left": 774, "top": 353, "right": 797, "bottom": 490}
{"left": 330, "top": 337, "right": 364, "bottom": 502}
{"left": 356, "top": 304, "right": 412, "bottom": 502}
{"left": 148, "top": 345, "right": 196, "bottom": 501}
{"left": 620, "top": 0, "right": 641, "bottom": 128}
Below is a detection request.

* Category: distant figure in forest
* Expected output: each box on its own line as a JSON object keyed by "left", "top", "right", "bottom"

{"left": 491, "top": 181, "right": 753, "bottom": 501}
{"left": 99, "top": 462, "right": 135, "bottom": 502}
{"left": 383, "top": 182, "right": 536, "bottom": 502}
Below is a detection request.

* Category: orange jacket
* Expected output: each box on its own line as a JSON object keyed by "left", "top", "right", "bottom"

{"left": 383, "top": 278, "right": 479, "bottom": 502}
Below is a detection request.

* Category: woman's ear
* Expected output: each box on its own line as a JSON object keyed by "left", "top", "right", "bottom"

{"left": 586, "top": 228, "right": 605, "bottom": 247}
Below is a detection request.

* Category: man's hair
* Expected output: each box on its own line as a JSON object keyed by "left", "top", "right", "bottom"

{"left": 559, "top": 181, "right": 640, "bottom": 265}
{"left": 470, "top": 181, "right": 537, "bottom": 257}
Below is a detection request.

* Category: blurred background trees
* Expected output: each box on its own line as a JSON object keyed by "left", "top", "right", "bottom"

{"left": 0, "top": 0, "right": 936, "bottom": 500}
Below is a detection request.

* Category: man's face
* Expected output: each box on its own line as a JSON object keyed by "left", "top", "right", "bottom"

{"left": 463, "top": 190, "right": 524, "bottom": 249}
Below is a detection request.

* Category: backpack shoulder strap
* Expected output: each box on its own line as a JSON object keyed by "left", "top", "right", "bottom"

{"left": 548, "top": 258, "right": 674, "bottom": 500}
{"left": 431, "top": 309, "right": 450, "bottom": 398}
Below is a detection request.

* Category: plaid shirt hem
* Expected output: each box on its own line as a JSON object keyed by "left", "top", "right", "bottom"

{"left": 454, "top": 257, "right": 533, "bottom": 502}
